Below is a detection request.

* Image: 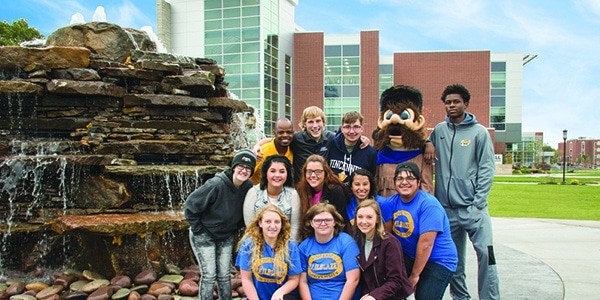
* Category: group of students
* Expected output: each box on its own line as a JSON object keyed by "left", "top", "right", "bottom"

{"left": 184, "top": 83, "right": 499, "bottom": 300}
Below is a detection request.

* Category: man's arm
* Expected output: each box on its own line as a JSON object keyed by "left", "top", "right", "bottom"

{"left": 408, "top": 231, "right": 436, "bottom": 288}
{"left": 473, "top": 129, "right": 495, "bottom": 209}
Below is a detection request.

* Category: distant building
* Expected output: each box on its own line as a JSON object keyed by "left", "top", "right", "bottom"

{"left": 157, "top": 1, "right": 534, "bottom": 155}
{"left": 559, "top": 138, "right": 600, "bottom": 168}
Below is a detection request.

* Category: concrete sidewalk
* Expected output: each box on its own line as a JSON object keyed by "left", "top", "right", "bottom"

{"left": 442, "top": 217, "right": 600, "bottom": 300}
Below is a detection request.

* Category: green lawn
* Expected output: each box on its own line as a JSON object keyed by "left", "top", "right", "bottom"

{"left": 488, "top": 182, "right": 600, "bottom": 220}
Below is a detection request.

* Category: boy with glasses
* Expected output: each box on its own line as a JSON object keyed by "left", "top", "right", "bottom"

{"left": 327, "top": 111, "right": 378, "bottom": 184}
{"left": 382, "top": 162, "right": 458, "bottom": 299}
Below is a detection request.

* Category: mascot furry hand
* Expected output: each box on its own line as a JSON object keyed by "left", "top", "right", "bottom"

{"left": 374, "top": 85, "right": 433, "bottom": 196}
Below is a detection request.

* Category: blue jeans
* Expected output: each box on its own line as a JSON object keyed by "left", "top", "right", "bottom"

{"left": 189, "top": 230, "right": 234, "bottom": 300}
{"left": 404, "top": 254, "right": 454, "bottom": 300}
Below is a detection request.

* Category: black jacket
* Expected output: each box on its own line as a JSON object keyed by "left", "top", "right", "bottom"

{"left": 184, "top": 170, "right": 253, "bottom": 240}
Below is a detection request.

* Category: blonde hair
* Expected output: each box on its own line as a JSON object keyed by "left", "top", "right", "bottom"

{"left": 352, "top": 199, "right": 387, "bottom": 247}
{"left": 299, "top": 106, "right": 327, "bottom": 129}
{"left": 238, "top": 205, "right": 294, "bottom": 274}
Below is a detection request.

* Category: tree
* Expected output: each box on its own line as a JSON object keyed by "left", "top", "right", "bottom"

{"left": 0, "top": 19, "right": 44, "bottom": 46}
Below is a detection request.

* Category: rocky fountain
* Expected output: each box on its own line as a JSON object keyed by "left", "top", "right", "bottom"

{"left": 0, "top": 22, "right": 252, "bottom": 297}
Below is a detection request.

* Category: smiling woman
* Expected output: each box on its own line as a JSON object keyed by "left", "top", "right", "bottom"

{"left": 243, "top": 155, "right": 302, "bottom": 241}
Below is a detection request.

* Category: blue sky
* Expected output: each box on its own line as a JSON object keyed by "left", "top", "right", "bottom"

{"left": 2, "top": 0, "right": 599, "bottom": 147}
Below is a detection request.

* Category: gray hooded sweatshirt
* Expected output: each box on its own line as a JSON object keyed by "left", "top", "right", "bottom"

{"left": 429, "top": 112, "right": 495, "bottom": 209}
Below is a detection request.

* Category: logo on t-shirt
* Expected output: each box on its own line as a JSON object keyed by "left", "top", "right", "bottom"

{"left": 307, "top": 253, "right": 343, "bottom": 279}
{"left": 393, "top": 210, "right": 414, "bottom": 238}
{"left": 253, "top": 257, "right": 288, "bottom": 284}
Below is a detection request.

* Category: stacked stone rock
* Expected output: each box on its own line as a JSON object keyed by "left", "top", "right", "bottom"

{"left": 0, "top": 267, "right": 247, "bottom": 300}
{"left": 0, "top": 22, "right": 251, "bottom": 285}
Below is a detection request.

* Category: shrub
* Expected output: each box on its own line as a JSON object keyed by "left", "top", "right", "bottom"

{"left": 570, "top": 179, "right": 580, "bottom": 185}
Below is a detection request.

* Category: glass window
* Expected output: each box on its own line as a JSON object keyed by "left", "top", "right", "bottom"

{"left": 205, "top": 1, "right": 221, "bottom": 9}
{"left": 491, "top": 62, "right": 506, "bottom": 72}
{"left": 242, "top": 42, "right": 260, "bottom": 52}
{"left": 242, "top": 6, "right": 260, "bottom": 16}
{"left": 326, "top": 66, "right": 342, "bottom": 75}
{"left": 242, "top": 74, "right": 260, "bottom": 87}
{"left": 343, "top": 85, "right": 359, "bottom": 97}
{"left": 242, "top": 28, "right": 260, "bottom": 42}
{"left": 242, "top": 0, "right": 260, "bottom": 5}
{"left": 380, "top": 64, "right": 393, "bottom": 74}
{"left": 223, "top": 18, "right": 240, "bottom": 29}
{"left": 242, "top": 52, "right": 259, "bottom": 63}
{"left": 204, "top": 10, "right": 221, "bottom": 20}
{"left": 242, "top": 88, "right": 260, "bottom": 99}
{"left": 491, "top": 81, "right": 505, "bottom": 88}
{"left": 491, "top": 89, "right": 505, "bottom": 96}
{"left": 242, "top": 63, "right": 259, "bottom": 73}
{"left": 224, "top": 53, "right": 241, "bottom": 63}
{"left": 205, "top": 45, "right": 222, "bottom": 55}
{"left": 325, "top": 76, "right": 341, "bottom": 84}
{"left": 491, "top": 123, "right": 506, "bottom": 131}
{"left": 344, "top": 66, "right": 360, "bottom": 75}
{"left": 491, "top": 115, "right": 505, "bottom": 122}
{"left": 223, "top": 8, "right": 241, "bottom": 18}
{"left": 223, "top": 0, "right": 240, "bottom": 7}
{"left": 491, "top": 107, "right": 505, "bottom": 115}
{"left": 343, "top": 45, "right": 360, "bottom": 56}
{"left": 325, "top": 57, "right": 341, "bottom": 66}
{"left": 242, "top": 16, "right": 260, "bottom": 26}
{"left": 325, "top": 86, "right": 341, "bottom": 97}
{"left": 325, "top": 45, "right": 342, "bottom": 57}
{"left": 223, "top": 29, "right": 241, "bottom": 43}
{"left": 223, "top": 43, "right": 241, "bottom": 54}
{"left": 342, "top": 76, "right": 359, "bottom": 84}
{"left": 344, "top": 57, "right": 360, "bottom": 66}
{"left": 491, "top": 96, "right": 505, "bottom": 107}
{"left": 205, "top": 20, "right": 221, "bottom": 30}
{"left": 491, "top": 72, "right": 506, "bottom": 81}
{"left": 226, "top": 64, "right": 241, "bottom": 74}
{"left": 204, "top": 31, "right": 222, "bottom": 45}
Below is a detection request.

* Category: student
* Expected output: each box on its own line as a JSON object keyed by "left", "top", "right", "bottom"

{"left": 296, "top": 154, "right": 348, "bottom": 226}
{"left": 236, "top": 205, "right": 302, "bottom": 300}
{"left": 384, "top": 162, "right": 457, "bottom": 299}
{"left": 254, "top": 106, "right": 369, "bottom": 183}
{"left": 185, "top": 149, "right": 256, "bottom": 300}
{"left": 251, "top": 118, "right": 294, "bottom": 184}
{"left": 427, "top": 84, "right": 499, "bottom": 300}
{"left": 298, "top": 203, "right": 360, "bottom": 300}
{"left": 346, "top": 168, "right": 391, "bottom": 231}
{"left": 327, "top": 111, "right": 377, "bottom": 183}
{"left": 353, "top": 199, "right": 413, "bottom": 300}
{"left": 243, "top": 155, "right": 301, "bottom": 242}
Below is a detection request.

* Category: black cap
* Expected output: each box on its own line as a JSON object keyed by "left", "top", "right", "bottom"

{"left": 394, "top": 162, "right": 420, "bottom": 180}
{"left": 231, "top": 149, "right": 257, "bottom": 175}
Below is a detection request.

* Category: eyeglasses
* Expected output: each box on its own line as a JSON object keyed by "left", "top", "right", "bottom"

{"left": 306, "top": 169, "right": 324, "bottom": 176}
{"left": 394, "top": 176, "right": 417, "bottom": 183}
{"left": 341, "top": 125, "right": 363, "bottom": 131}
{"left": 312, "top": 218, "right": 334, "bottom": 225}
{"left": 236, "top": 165, "right": 253, "bottom": 172}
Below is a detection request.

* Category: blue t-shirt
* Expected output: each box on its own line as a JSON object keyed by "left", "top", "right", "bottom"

{"left": 235, "top": 238, "right": 302, "bottom": 299}
{"left": 383, "top": 190, "right": 458, "bottom": 272}
{"left": 347, "top": 195, "right": 392, "bottom": 225}
{"left": 299, "top": 232, "right": 361, "bottom": 300}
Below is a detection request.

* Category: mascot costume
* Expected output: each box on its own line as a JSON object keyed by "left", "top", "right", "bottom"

{"left": 374, "top": 85, "right": 433, "bottom": 197}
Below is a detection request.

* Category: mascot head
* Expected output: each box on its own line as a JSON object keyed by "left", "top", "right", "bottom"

{"left": 374, "top": 85, "right": 426, "bottom": 151}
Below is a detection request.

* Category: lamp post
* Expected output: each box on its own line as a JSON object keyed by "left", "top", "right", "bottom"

{"left": 562, "top": 129, "right": 567, "bottom": 185}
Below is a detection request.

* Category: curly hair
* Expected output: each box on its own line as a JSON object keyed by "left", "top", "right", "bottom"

{"left": 295, "top": 154, "right": 345, "bottom": 218}
{"left": 441, "top": 84, "right": 471, "bottom": 103}
{"left": 259, "top": 155, "right": 294, "bottom": 190}
{"left": 303, "top": 203, "right": 345, "bottom": 238}
{"left": 352, "top": 199, "right": 387, "bottom": 247}
{"left": 348, "top": 169, "right": 377, "bottom": 200}
{"left": 238, "top": 205, "right": 294, "bottom": 275}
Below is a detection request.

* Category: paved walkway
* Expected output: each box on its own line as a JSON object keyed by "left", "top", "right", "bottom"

{"left": 439, "top": 217, "right": 600, "bottom": 300}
